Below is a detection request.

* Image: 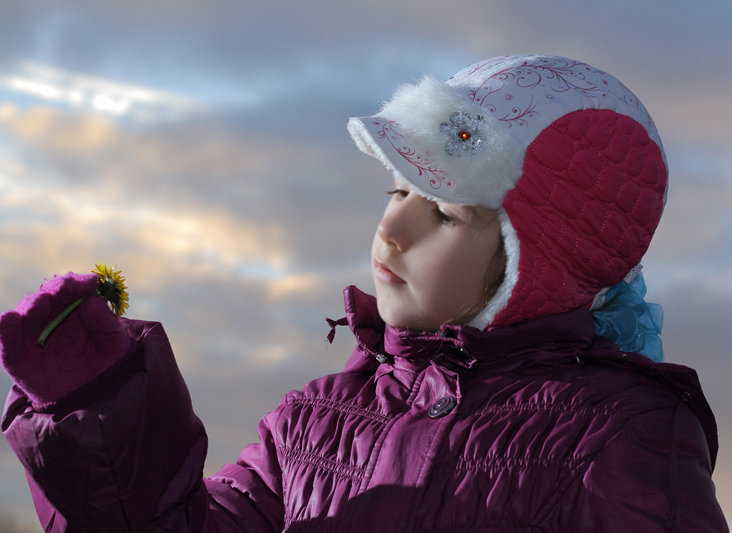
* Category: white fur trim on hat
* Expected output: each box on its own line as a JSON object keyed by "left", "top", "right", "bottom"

{"left": 467, "top": 208, "right": 519, "bottom": 329}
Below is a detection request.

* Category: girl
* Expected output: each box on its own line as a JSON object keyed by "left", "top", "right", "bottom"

{"left": 1, "top": 54, "right": 727, "bottom": 531}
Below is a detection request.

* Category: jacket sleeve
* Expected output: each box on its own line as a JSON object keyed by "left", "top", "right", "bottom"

{"left": 205, "top": 409, "right": 285, "bottom": 531}
{"left": 1, "top": 319, "right": 286, "bottom": 532}
{"left": 567, "top": 402, "right": 728, "bottom": 532}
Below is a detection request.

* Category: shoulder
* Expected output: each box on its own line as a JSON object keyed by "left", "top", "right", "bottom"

{"left": 467, "top": 349, "right": 716, "bottom": 466}
{"left": 475, "top": 350, "right": 685, "bottom": 421}
{"left": 516, "top": 348, "right": 704, "bottom": 420}
{"left": 568, "top": 352, "right": 717, "bottom": 454}
{"left": 569, "top": 359, "right": 724, "bottom": 530}
{"left": 563, "top": 354, "right": 685, "bottom": 413}
{"left": 531, "top": 351, "right": 719, "bottom": 482}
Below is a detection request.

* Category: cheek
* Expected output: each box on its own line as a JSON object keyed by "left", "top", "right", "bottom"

{"left": 417, "top": 241, "right": 482, "bottom": 299}
{"left": 438, "top": 259, "right": 484, "bottom": 301}
{"left": 429, "top": 234, "right": 499, "bottom": 300}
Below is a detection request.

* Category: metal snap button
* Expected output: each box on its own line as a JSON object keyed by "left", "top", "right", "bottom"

{"left": 428, "top": 396, "right": 456, "bottom": 419}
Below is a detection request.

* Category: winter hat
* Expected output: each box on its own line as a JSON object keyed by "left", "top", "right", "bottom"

{"left": 348, "top": 55, "right": 667, "bottom": 330}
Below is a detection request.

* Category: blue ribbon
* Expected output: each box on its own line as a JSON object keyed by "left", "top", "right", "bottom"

{"left": 592, "top": 272, "right": 664, "bottom": 362}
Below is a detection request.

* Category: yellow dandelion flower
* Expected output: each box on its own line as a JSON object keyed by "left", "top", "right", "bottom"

{"left": 92, "top": 264, "right": 129, "bottom": 317}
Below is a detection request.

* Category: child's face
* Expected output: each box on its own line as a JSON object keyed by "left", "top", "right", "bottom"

{"left": 371, "top": 185, "right": 505, "bottom": 331}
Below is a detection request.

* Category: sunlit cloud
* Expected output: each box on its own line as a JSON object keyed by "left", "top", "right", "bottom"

{"left": 0, "top": 101, "right": 359, "bottom": 309}
{"left": 0, "top": 102, "right": 116, "bottom": 155}
{"left": 0, "top": 61, "right": 201, "bottom": 122}
{"left": 0, "top": 166, "right": 324, "bottom": 302}
{"left": 265, "top": 272, "right": 321, "bottom": 299}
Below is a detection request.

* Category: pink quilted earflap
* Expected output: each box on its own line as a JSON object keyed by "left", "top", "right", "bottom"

{"left": 491, "top": 109, "right": 667, "bottom": 326}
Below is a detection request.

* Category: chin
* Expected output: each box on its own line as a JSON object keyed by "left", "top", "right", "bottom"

{"left": 376, "top": 301, "right": 411, "bottom": 329}
{"left": 378, "top": 307, "right": 438, "bottom": 332}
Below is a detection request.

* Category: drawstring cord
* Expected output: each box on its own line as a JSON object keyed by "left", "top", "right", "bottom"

{"left": 325, "top": 317, "right": 349, "bottom": 344}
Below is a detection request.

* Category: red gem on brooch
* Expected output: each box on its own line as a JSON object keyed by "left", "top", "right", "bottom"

{"left": 440, "top": 111, "right": 485, "bottom": 156}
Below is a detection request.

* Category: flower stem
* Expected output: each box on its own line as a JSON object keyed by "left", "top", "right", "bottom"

{"left": 37, "top": 297, "right": 86, "bottom": 347}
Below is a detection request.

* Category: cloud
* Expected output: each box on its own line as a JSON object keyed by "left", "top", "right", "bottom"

{"left": 0, "top": 169, "right": 315, "bottom": 295}
{"left": 0, "top": 61, "right": 201, "bottom": 122}
{"left": 0, "top": 102, "right": 116, "bottom": 154}
{"left": 642, "top": 146, "right": 732, "bottom": 296}
{"left": 3, "top": 1, "right": 728, "bottom": 150}
{"left": 0, "top": 100, "right": 384, "bottom": 271}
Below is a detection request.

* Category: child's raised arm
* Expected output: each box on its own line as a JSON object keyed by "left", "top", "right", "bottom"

{"left": 1, "top": 270, "right": 285, "bottom": 531}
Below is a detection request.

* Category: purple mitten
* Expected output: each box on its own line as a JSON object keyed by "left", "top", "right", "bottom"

{"left": 0, "top": 272, "right": 131, "bottom": 407}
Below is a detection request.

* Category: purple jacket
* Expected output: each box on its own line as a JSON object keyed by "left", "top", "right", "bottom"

{"left": 2, "top": 286, "right": 727, "bottom": 531}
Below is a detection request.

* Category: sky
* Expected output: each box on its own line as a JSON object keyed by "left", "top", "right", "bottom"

{"left": 0, "top": 1, "right": 730, "bottom": 529}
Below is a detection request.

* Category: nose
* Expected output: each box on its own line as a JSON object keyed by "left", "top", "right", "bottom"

{"left": 376, "top": 193, "right": 422, "bottom": 251}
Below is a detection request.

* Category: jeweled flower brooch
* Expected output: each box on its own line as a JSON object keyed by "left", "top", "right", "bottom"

{"left": 439, "top": 111, "right": 486, "bottom": 156}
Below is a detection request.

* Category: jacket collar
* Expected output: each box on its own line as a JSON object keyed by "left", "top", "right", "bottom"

{"left": 339, "top": 285, "right": 597, "bottom": 369}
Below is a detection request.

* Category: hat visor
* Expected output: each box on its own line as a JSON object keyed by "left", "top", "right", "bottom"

{"left": 347, "top": 115, "right": 461, "bottom": 205}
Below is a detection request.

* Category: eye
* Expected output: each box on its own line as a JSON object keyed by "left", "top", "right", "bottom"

{"left": 434, "top": 205, "right": 456, "bottom": 225}
{"left": 386, "top": 188, "right": 408, "bottom": 199}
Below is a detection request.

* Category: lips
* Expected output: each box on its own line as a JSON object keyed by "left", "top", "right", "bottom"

{"left": 373, "top": 259, "right": 406, "bottom": 285}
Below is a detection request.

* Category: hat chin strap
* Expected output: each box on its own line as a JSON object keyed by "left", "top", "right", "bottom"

{"left": 467, "top": 208, "right": 520, "bottom": 330}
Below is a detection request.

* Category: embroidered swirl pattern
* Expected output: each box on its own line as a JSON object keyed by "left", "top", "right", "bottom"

{"left": 374, "top": 120, "right": 455, "bottom": 190}
{"left": 459, "top": 57, "right": 638, "bottom": 129}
